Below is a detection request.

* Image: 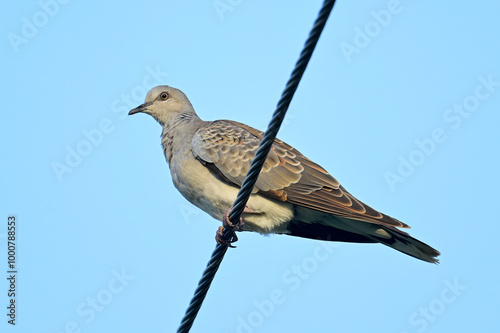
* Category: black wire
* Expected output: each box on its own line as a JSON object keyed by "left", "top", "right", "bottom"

{"left": 176, "top": 1, "right": 337, "bottom": 331}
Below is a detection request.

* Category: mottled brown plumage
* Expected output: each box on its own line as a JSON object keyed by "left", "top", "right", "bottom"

{"left": 192, "top": 120, "right": 409, "bottom": 228}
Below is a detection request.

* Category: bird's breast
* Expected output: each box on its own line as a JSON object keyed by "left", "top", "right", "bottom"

{"left": 168, "top": 150, "right": 294, "bottom": 234}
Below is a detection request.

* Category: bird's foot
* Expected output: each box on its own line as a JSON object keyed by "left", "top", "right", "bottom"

{"left": 216, "top": 226, "right": 239, "bottom": 248}
{"left": 222, "top": 206, "right": 245, "bottom": 231}
{"left": 215, "top": 206, "right": 246, "bottom": 247}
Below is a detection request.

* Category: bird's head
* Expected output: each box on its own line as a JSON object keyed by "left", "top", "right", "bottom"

{"left": 128, "top": 85, "right": 195, "bottom": 125}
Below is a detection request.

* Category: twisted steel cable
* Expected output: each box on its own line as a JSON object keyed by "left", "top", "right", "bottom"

{"left": 177, "top": 1, "right": 337, "bottom": 331}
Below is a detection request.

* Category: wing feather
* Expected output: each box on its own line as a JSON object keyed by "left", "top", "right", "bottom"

{"left": 191, "top": 120, "right": 408, "bottom": 228}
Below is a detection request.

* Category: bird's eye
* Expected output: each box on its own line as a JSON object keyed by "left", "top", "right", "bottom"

{"left": 160, "top": 92, "right": 169, "bottom": 100}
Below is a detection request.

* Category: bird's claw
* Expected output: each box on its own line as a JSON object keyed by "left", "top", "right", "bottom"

{"left": 222, "top": 207, "right": 245, "bottom": 231}
{"left": 215, "top": 207, "right": 245, "bottom": 247}
{"left": 216, "top": 226, "right": 238, "bottom": 248}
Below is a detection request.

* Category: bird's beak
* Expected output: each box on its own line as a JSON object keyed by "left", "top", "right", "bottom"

{"left": 129, "top": 102, "right": 153, "bottom": 115}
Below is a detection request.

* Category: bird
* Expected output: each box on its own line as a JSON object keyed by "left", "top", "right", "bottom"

{"left": 129, "top": 85, "right": 440, "bottom": 263}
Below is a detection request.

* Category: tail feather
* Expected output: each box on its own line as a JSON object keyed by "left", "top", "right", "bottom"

{"left": 371, "top": 225, "right": 440, "bottom": 263}
{"left": 336, "top": 217, "right": 440, "bottom": 263}
{"left": 288, "top": 213, "right": 440, "bottom": 263}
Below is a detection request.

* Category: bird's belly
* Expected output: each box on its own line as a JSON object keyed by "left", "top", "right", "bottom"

{"left": 170, "top": 157, "right": 294, "bottom": 234}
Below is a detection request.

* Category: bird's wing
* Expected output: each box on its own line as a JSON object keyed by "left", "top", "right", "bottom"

{"left": 192, "top": 120, "right": 408, "bottom": 228}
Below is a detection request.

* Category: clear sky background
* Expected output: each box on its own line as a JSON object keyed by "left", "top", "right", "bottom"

{"left": 2, "top": 1, "right": 499, "bottom": 332}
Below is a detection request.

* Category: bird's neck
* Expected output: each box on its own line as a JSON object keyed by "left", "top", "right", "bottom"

{"left": 161, "top": 112, "right": 204, "bottom": 164}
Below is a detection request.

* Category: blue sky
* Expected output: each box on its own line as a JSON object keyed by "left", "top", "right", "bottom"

{"left": 2, "top": 1, "right": 499, "bottom": 332}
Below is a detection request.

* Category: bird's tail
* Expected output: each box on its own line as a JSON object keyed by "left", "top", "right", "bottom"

{"left": 288, "top": 215, "right": 440, "bottom": 263}
{"left": 338, "top": 218, "right": 440, "bottom": 263}
{"left": 370, "top": 225, "right": 440, "bottom": 263}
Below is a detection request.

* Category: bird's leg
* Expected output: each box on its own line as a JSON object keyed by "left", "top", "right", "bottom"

{"left": 215, "top": 206, "right": 253, "bottom": 247}
{"left": 222, "top": 206, "right": 246, "bottom": 230}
